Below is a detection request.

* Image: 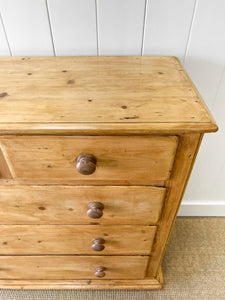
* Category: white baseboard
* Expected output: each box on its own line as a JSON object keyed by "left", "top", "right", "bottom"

{"left": 178, "top": 202, "right": 225, "bottom": 216}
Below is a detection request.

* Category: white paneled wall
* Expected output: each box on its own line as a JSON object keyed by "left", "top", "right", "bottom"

{"left": 97, "top": 0, "right": 146, "bottom": 55}
{"left": 0, "top": 0, "right": 224, "bottom": 215}
{"left": 184, "top": 0, "right": 225, "bottom": 108}
{"left": 48, "top": 0, "right": 97, "bottom": 56}
{"left": 182, "top": 0, "right": 225, "bottom": 216}
{"left": 0, "top": 0, "right": 54, "bottom": 56}
{"left": 143, "top": 0, "right": 196, "bottom": 62}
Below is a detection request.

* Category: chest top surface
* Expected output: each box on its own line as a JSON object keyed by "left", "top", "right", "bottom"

{"left": 0, "top": 56, "right": 217, "bottom": 135}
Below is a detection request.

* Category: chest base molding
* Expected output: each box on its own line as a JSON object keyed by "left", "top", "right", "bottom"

{"left": 0, "top": 266, "right": 163, "bottom": 290}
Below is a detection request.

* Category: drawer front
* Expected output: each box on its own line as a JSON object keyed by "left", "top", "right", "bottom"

{"left": 0, "top": 136, "right": 178, "bottom": 183}
{"left": 0, "top": 256, "right": 148, "bottom": 280}
{"left": 0, "top": 225, "right": 156, "bottom": 255}
{"left": 0, "top": 186, "right": 165, "bottom": 225}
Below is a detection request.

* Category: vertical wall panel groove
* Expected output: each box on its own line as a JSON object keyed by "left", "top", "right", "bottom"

{"left": 97, "top": 0, "right": 146, "bottom": 55}
{"left": 141, "top": 0, "right": 148, "bottom": 56}
{"left": 47, "top": 0, "right": 97, "bottom": 56}
{"left": 95, "top": 0, "right": 99, "bottom": 56}
{"left": 184, "top": 0, "right": 225, "bottom": 109}
{"left": 0, "top": 0, "right": 54, "bottom": 56}
{"left": 0, "top": 13, "right": 11, "bottom": 56}
{"left": 183, "top": 0, "right": 198, "bottom": 64}
{"left": 143, "top": 0, "right": 196, "bottom": 62}
{"left": 45, "top": 0, "right": 56, "bottom": 56}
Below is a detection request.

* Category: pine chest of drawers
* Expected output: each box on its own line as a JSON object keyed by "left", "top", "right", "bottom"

{"left": 0, "top": 56, "right": 217, "bottom": 289}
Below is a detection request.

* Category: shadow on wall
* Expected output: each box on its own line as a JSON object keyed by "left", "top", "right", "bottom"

{"left": 184, "top": 57, "right": 225, "bottom": 108}
{"left": 183, "top": 57, "right": 225, "bottom": 203}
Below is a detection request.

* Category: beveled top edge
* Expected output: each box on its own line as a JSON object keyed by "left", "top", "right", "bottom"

{"left": 0, "top": 56, "right": 218, "bottom": 134}
{"left": 0, "top": 121, "right": 218, "bottom": 136}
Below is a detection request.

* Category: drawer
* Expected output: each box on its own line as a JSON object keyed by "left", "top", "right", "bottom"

{"left": 0, "top": 256, "right": 148, "bottom": 280}
{"left": 0, "top": 186, "right": 165, "bottom": 225}
{"left": 0, "top": 136, "right": 178, "bottom": 184}
{"left": 0, "top": 225, "right": 156, "bottom": 255}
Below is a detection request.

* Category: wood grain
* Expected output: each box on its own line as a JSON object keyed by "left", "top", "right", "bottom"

{"left": 0, "top": 269, "right": 163, "bottom": 289}
{"left": 0, "top": 178, "right": 165, "bottom": 187}
{"left": 0, "top": 56, "right": 217, "bottom": 289}
{"left": 0, "top": 56, "right": 217, "bottom": 134}
{"left": 0, "top": 185, "right": 165, "bottom": 224}
{"left": 147, "top": 133, "right": 203, "bottom": 277}
{"left": 184, "top": 0, "right": 225, "bottom": 109}
{"left": 0, "top": 225, "right": 156, "bottom": 255}
{"left": 0, "top": 136, "right": 178, "bottom": 183}
{"left": 0, "top": 256, "right": 148, "bottom": 280}
{"left": 0, "top": 148, "right": 12, "bottom": 179}
{"left": 0, "top": 97, "right": 210, "bottom": 123}
{"left": 0, "top": 122, "right": 217, "bottom": 136}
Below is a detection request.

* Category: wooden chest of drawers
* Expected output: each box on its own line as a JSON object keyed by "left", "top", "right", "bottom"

{"left": 0, "top": 56, "right": 217, "bottom": 289}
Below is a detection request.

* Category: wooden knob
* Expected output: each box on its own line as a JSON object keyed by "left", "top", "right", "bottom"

{"left": 92, "top": 238, "right": 105, "bottom": 251}
{"left": 76, "top": 154, "right": 97, "bottom": 175}
{"left": 87, "top": 202, "right": 104, "bottom": 219}
{"left": 95, "top": 266, "right": 106, "bottom": 278}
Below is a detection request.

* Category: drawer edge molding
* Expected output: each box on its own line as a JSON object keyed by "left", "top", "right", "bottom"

{"left": 0, "top": 185, "right": 165, "bottom": 225}
{"left": 0, "top": 255, "right": 149, "bottom": 280}
{"left": 0, "top": 225, "right": 157, "bottom": 255}
{"left": 0, "top": 135, "right": 178, "bottom": 183}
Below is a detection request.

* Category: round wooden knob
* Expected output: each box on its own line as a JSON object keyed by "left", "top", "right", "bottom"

{"left": 92, "top": 238, "right": 105, "bottom": 251}
{"left": 76, "top": 154, "right": 97, "bottom": 175}
{"left": 95, "top": 266, "right": 106, "bottom": 278}
{"left": 87, "top": 202, "right": 104, "bottom": 219}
